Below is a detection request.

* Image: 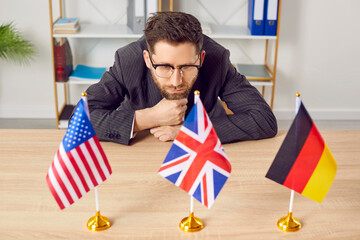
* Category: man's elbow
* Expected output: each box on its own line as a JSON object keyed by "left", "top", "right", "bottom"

{"left": 263, "top": 112, "right": 278, "bottom": 139}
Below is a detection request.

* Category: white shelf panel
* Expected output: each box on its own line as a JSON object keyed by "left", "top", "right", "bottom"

{"left": 249, "top": 80, "right": 273, "bottom": 86}
{"left": 236, "top": 64, "right": 272, "bottom": 78}
{"left": 67, "top": 79, "right": 100, "bottom": 85}
{"left": 56, "top": 80, "right": 100, "bottom": 85}
{"left": 53, "top": 23, "right": 277, "bottom": 40}
{"left": 208, "top": 25, "right": 277, "bottom": 40}
{"left": 53, "top": 24, "right": 142, "bottom": 39}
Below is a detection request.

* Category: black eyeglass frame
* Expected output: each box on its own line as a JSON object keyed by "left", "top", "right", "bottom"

{"left": 147, "top": 51, "right": 202, "bottom": 78}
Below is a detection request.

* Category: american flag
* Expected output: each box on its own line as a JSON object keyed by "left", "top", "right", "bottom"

{"left": 46, "top": 98, "right": 112, "bottom": 209}
{"left": 158, "top": 94, "right": 231, "bottom": 208}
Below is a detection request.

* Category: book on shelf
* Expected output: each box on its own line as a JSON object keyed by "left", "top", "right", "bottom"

{"left": 54, "top": 25, "right": 80, "bottom": 34}
{"left": 54, "top": 18, "right": 79, "bottom": 28}
{"left": 69, "top": 65, "right": 106, "bottom": 81}
{"left": 54, "top": 38, "right": 73, "bottom": 82}
{"left": 54, "top": 17, "right": 80, "bottom": 34}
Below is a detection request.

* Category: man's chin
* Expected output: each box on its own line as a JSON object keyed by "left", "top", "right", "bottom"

{"left": 162, "top": 90, "right": 188, "bottom": 100}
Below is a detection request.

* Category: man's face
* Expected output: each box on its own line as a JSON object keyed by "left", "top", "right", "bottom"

{"left": 144, "top": 41, "right": 204, "bottom": 100}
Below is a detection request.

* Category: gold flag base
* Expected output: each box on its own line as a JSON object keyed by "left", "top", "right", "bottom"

{"left": 277, "top": 212, "right": 301, "bottom": 232}
{"left": 179, "top": 212, "right": 204, "bottom": 232}
{"left": 87, "top": 211, "right": 111, "bottom": 231}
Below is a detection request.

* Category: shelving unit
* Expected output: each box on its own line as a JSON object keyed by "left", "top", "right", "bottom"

{"left": 49, "top": 0, "right": 143, "bottom": 128}
{"left": 49, "top": 0, "right": 281, "bottom": 128}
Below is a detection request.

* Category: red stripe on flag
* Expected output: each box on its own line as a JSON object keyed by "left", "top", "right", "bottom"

{"left": 46, "top": 173, "right": 65, "bottom": 209}
{"left": 158, "top": 156, "right": 190, "bottom": 172}
{"left": 176, "top": 130, "right": 202, "bottom": 151}
{"left": 57, "top": 151, "right": 82, "bottom": 199}
{"left": 67, "top": 151, "right": 90, "bottom": 192}
{"left": 203, "top": 106, "right": 208, "bottom": 130}
{"left": 202, "top": 174, "right": 208, "bottom": 208}
{"left": 51, "top": 161, "right": 74, "bottom": 205}
{"left": 283, "top": 124, "right": 325, "bottom": 193}
{"left": 198, "top": 129, "right": 232, "bottom": 172}
{"left": 84, "top": 141, "right": 106, "bottom": 181}
{"left": 93, "top": 135, "right": 112, "bottom": 174}
{"left": 75, "top": 147, "right": 99, "bottom": 187}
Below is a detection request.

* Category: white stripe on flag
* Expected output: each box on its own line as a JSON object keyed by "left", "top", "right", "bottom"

{"left": 205, "top": 164, "right": 215, "bottom": 208}
{"left": 70, "top": 148, "right": 95, "bottom": 189}
{"left": 79, "top": 143, "right": 103, "bottom": 184}
{"left": 48, "top": 166, "right": 70, "bottom": 208}
{"left": 89, "top": 138, "right": 111, "bottom": 178}
{"left": 214, "top": 139, "right": 229, "bottom": 160}
{"left": 196, "top": 101, "right": 205, "bottom": 139}
{"left": 58, "top": 144, "right": 86, "bottom": 195}
{"left": 53, "top": 154, "right": 79, "bottom": 202}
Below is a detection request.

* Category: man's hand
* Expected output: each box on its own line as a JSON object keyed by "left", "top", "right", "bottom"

{"left": 150, "top": 124, "right": 182, "bottom": 142}
{"left": 152, "top": 98, "right": 187, "bottom": 126}
{"left": 134, "top": 98, "right": 187, "bottom": 132}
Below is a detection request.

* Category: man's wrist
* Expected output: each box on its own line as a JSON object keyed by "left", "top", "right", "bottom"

{"left": 134, "top": 108, "right": 156, "bottom": 132}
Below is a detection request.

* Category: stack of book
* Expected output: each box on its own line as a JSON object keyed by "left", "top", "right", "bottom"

{"left": 54, "top": 18, "right": 80, "bottom": 34}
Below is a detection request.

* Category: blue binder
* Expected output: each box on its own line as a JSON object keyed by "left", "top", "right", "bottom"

{"left": 248, "top": 0, "right": 265, "bottom": 35}
{"left": 264, "top": 0, "right": 278, "bottom": 36}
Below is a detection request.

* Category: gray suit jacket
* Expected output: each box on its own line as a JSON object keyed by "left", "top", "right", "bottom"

{"left": 86, "top": 35, "right": 277, "bottom": 145}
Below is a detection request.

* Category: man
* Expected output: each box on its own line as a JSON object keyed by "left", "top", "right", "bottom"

{"left": 86, "top": 11, "right": 277, "bottom": 145}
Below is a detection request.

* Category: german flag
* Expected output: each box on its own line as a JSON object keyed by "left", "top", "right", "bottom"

{"left": 266, "top": 101, "right": 337, "bottom": 203}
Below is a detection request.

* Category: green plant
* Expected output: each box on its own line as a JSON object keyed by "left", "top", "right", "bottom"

{"left": 0, "top": 22, "right": 36, "bottom": 64}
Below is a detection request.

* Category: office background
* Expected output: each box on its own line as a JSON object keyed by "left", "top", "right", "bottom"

{"left": 0, "top": 0, "right": 359, "bottom": 121}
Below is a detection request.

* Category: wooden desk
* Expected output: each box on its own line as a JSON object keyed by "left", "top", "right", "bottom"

{"left": 0, "top": 130, "right": 359, "bottom": 239}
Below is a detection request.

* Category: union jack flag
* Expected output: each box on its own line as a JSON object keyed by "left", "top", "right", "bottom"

{"left": 46, "top": 97, "right": 112, "bottom": 209}
{"left": 158, "top": 94, "right": 231, "bottom": 208}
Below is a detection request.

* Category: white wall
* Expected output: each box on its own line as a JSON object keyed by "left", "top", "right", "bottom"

{"left": 0, "top": 0, "right": 359, "bottom": 120}
{"left": 0, "top": 0, "right": 54, "bottom": 118}
{"left": 275, "top": 0, "right": 360, "bottom": 119}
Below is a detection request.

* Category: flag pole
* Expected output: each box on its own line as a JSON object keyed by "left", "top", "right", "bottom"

{"left": 277, "top": 93, "right": 302, "bottom": 232}
{"left": 82, "top": 92, "right": 111, "bottom": 231}
{"left": 95, "top": 187, "right": 100, "bottom": 212}
{"left": 190, "top": 196, "right": 194, "bottom": 213}
{"left": 179, "top": 91, "right": 204, "bottom": 232}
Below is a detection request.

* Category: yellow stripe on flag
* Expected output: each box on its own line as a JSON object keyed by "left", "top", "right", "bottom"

{"left": 301, "top": 144, "right": 337, "bottom": 203}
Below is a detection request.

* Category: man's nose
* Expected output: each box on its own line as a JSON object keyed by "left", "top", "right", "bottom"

{"left": 170, "top": 68, "right": 182, "bottom": 87}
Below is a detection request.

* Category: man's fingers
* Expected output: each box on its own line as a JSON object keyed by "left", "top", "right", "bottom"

{"left": 151, "top": 129, "right": 171, "bottom": 141}
{"left": 159, "top": 134, "right": 171, "bottom": 142}
{"left": 176, "top": 98, "right": 188, "bottom": 106}
{"left": 150, "top": 127, "right": 159, "bottom": 134}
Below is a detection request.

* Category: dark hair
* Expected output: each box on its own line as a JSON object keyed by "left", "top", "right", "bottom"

{"left": 144, "top": 12, "right": 203, "bottom": 54}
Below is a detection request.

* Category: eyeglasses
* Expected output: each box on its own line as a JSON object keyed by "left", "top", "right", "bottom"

{"left": 148, "top": 52, "right": 202, "bottom": 79}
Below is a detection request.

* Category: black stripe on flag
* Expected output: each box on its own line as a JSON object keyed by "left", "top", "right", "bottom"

{"left": 265, "top": 102, "right": 313, "bottom": 184}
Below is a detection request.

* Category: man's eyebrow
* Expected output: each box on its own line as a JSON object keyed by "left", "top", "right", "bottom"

{"left": 164, "top": 60, "right": 200, "bottom": 67}
{"left": 152, "top": 55, "right": 199, "bottom": 66}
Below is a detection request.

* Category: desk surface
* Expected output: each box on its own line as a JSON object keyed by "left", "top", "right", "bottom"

{"left": 0, "top": 129, "right": 359, "bottom": 239}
